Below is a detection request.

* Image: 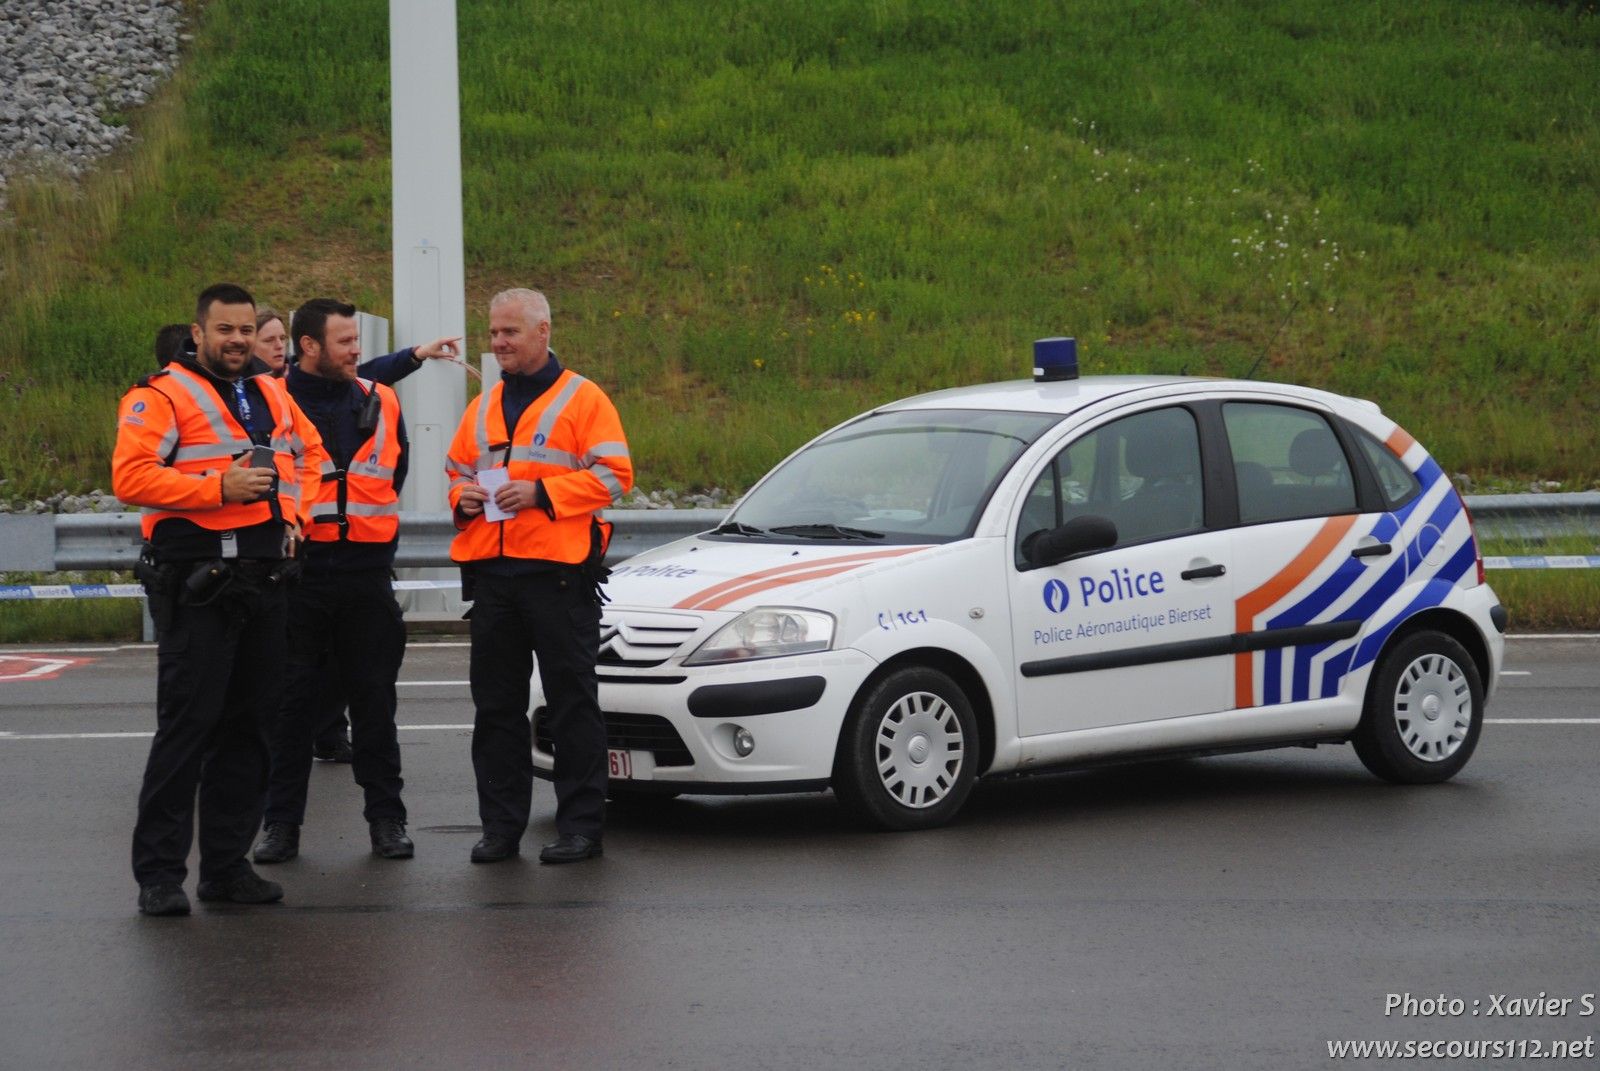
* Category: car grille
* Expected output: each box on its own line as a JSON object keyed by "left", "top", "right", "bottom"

{"left": 596, "top": 609, "right": 705, "bottom": 668}
{"left": 535, "top": 708, "right": 694, "bottom": 769}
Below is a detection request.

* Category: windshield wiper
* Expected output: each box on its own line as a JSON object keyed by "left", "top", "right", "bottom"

{"left": 711, "top": 521, "right": 770, "bottom": 537}
{"left": 769, "top": 523, "right": 886, "bottom": 540}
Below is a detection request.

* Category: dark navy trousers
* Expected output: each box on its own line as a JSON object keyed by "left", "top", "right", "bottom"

{"left": 468, "top": 568, "right": 605, "bottom": 841}
{"left": 132, "top": 573, "right": 286, "bottom": 887}
{"left": 264, "top": 569, "right": 407, "bottom": 826}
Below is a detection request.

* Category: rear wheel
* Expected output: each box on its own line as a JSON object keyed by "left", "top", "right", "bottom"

{"left": 1353, "top": 630, "right": 1483, "bottom": 784}
{"left": 833, "top": 666, "right": 978, "bottom": 830}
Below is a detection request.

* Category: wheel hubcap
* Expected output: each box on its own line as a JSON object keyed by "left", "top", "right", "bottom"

{"left": 875, "top": 691, "right": 965, "bottom": 809}
{"left": 1393, "top": 653, "right": 1473, "bottom": 761}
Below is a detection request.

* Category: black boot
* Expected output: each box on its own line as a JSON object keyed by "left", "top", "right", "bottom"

{"left": 469, "top": 832, "right": 520, "bottom": 863}
{"left": 137, "top": 883, "right": 191, "bottom": 917}
{"left": 370, "top": 818, "right": 415, "bottom": 859}
{"left": 253, "top": 822, "right": 300, "bottom": 864}
{"left": 196, "top": 868, "right": 284, "bottom": 904}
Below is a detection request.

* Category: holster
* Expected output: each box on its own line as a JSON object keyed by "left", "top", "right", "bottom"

{"left": 134, "top": 543, "right": 180, "bottom": 637}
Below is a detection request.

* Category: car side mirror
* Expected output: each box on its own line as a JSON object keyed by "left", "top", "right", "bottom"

{"left": 1027, "top": 515, "right": 1118, "bottom": 569}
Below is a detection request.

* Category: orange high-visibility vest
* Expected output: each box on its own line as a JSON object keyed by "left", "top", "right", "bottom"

{"left": 306, "top": 379, "right": 403, "bottom": 544}
{"left": 446, "top": 369, "right": 632, "bottom": 565}
{"left": 112, "top": 363, "right": 324, "bottom": 539}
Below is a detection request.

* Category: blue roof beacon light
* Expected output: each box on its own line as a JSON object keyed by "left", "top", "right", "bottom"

{"left": 1033, "top": 337, "right": 1078, "bottom": 382}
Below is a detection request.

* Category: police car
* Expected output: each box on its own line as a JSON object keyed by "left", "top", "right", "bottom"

{"left": 531, "top": 340, "right": 1506, "bottom": 829}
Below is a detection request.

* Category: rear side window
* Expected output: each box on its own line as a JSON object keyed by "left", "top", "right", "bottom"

{"left": 1223, "top": 403, "right": 1357, "bottom": 524}
{"left": 1354, "top": 428, "right": 1422, "bottom": 510}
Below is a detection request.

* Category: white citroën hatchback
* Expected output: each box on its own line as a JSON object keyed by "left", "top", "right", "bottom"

{"left": 530, "top": 339, "right": 1506, "bottom": 830}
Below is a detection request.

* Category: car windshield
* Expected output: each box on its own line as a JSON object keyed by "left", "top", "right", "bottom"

{"left": 722, "top": 408, "right": 1061, "bottom": 544}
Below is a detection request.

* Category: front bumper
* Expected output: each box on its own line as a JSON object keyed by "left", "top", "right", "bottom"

{"left": 530, "top": 648, "right": 878, "bottom": 790}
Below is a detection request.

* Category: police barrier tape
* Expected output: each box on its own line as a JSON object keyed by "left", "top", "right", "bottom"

{"left": 1, "top": 556, "right": 1597, "bottom": 602}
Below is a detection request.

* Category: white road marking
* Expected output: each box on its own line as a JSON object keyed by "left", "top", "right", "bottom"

{"left": 0, "top": 657, "right": 77, "bottom": 681}
{"left": 1505, "top": 634, "right": 1600, "bottom": 640}
{"left": 0, "top": 723, "right": 477, "bottom": 740}
{"left": 397, "top": 680, "right": 470, "bottom": 687}
{"left": 1499, "top": 670, "right": 1532, "bottom": 676}
{"left": 1485, "top": 719, "right": 1600, "bottom": 725}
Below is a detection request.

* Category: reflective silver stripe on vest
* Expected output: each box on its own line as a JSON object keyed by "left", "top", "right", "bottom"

{"left": 345, "top": 501, "right": 400, "bottom": 517}
{"left": 319, "top": 460, "right": 339, "bottom": 475}
{"left": 173, "top": 440, "right": 253, "bottom": 464}
{"left": 531, "top": 372, "right": 586, "bottom": 447}
{"left": 272, "top": 435, "right": 297, "bottom": 454}
{"left": 508, "top": 444, "right": 583, "bottom": 469}
{"left": 446, "top": 458, "right": 476, "bottom": 477}
{"left": 582, "top": 440, "right": 630, "bottom": 466}
{"left": 589, "top": 462, "right": 625, "bottom": 501}
{"left": 474, "top": 387, "right": 496, "bottom": 463}
{"left": 164, "top": 366, "right": 239, "bottom": 443}
{"left": 350, "top": 379, "right": 395, "bottom": 480}
{"left": 155, "top": 423, "right": 179, "bottom": 464}
{"left": 448, "top": 474, "right": 474, "bottom": 491}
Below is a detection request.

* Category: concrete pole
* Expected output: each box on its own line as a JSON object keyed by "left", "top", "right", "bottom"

{"left": 390, "top": 0, "right": 466, "bottom": 615}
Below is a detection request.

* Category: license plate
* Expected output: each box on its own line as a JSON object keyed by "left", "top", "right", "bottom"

{"left": 607, "top": 748, "right": 633, "bottom": 779}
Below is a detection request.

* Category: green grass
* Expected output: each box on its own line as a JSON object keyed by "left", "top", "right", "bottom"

{"left": 1, "top": 0, "right": 1597, "bottom": 503}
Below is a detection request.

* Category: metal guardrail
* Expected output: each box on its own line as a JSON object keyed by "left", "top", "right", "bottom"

{"left": 1456, "top": 492, "right": 1600, "bottom": 545}
{"left": 0, "top": 495, "right": 1596, "bottom": 575}
{"left": 0, "top": 509, "right": 731, "bottom": 573}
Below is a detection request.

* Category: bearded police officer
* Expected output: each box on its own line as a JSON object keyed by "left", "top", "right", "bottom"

{"left": 113, "top": 282, "right": 328, "bottom": 917}
{"left": 252, "top": 299, "right": 451, "bottom": 865}
{"left": 447, "top": 288, "right": 633, "bottom": 864}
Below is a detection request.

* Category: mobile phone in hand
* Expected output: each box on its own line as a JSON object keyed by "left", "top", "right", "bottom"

{"left": 248, "top": 444, "right": 277, "bottom": 503}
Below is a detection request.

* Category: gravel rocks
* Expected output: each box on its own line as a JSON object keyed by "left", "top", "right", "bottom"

{"left": 0, "top": 0, "right": 185, "bottom": 207}
{"left": 619, "top": 487, "right": 736, "bottom": 511}
{"left": 0, "top": 489, "right": 125, "bottom": 514}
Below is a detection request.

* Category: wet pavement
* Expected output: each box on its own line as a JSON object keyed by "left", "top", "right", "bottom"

{"left": 0, "top": 638, "right": 1596, "bottom": 1069}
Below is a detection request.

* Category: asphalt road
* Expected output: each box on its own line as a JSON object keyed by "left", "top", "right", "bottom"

{"left": 0, "top": 636, "right": 1595, "bottom": 1070}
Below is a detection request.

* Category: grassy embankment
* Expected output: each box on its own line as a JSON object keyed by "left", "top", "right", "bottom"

{"left": 1, "top": 0, "right": 1596, "bottom": 639}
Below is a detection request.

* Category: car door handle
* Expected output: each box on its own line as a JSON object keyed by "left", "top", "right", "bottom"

{"left": 1351, "top": 543, "right": 1393, "bottom": 559}
{"left": 1180, "top": 563, "right": 1226, "bottom": 580}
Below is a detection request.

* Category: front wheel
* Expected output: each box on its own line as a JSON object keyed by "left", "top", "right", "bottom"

{"left": 833, "top": 666, "right": 978, "bottom": 830}
{"left": 1353, "top": 630, "right": 1484, "bottom": 784}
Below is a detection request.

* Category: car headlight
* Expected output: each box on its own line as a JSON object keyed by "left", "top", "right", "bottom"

{"left": 683, "top": 607, "right": 835, "bottom": 666}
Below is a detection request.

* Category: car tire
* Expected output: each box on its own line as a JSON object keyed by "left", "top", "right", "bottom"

{"left": 833, "top": 666, "right": 978, "bottom": 831}
{"left": 1352, "top": 629, "right": 1484, "bottom": 784}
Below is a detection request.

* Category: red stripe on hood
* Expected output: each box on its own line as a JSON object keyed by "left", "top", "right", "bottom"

{"left": 673, "top": 547, "right": 925, "bottom": 610}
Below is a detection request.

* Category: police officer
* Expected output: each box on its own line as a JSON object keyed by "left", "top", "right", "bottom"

{"left": 113, "top": 282, "right": 327, "bottom": 917}
{"left": 447, "top": 288, "right": 633, "bottom": 864}
{"left": 252, "top": 298, "right": 447, "bottom": 864}
{"left": 286, "top": 319, "right": 464, "bottom": 766}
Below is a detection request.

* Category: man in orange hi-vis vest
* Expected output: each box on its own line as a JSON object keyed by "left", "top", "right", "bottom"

{"left": 446, "top": 288, "right": 633, "bottom": 865}
{"left": 112, "top": 282, "right": 328, "bottom": 917}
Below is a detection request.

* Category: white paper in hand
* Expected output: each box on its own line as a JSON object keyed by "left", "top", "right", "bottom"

{"left": 477, "top": 467, "right": 514, "bottom": 522}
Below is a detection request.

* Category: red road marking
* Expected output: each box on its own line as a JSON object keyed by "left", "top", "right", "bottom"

{"left": 0, "top": 656, "right": 93, "bottom": 682}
